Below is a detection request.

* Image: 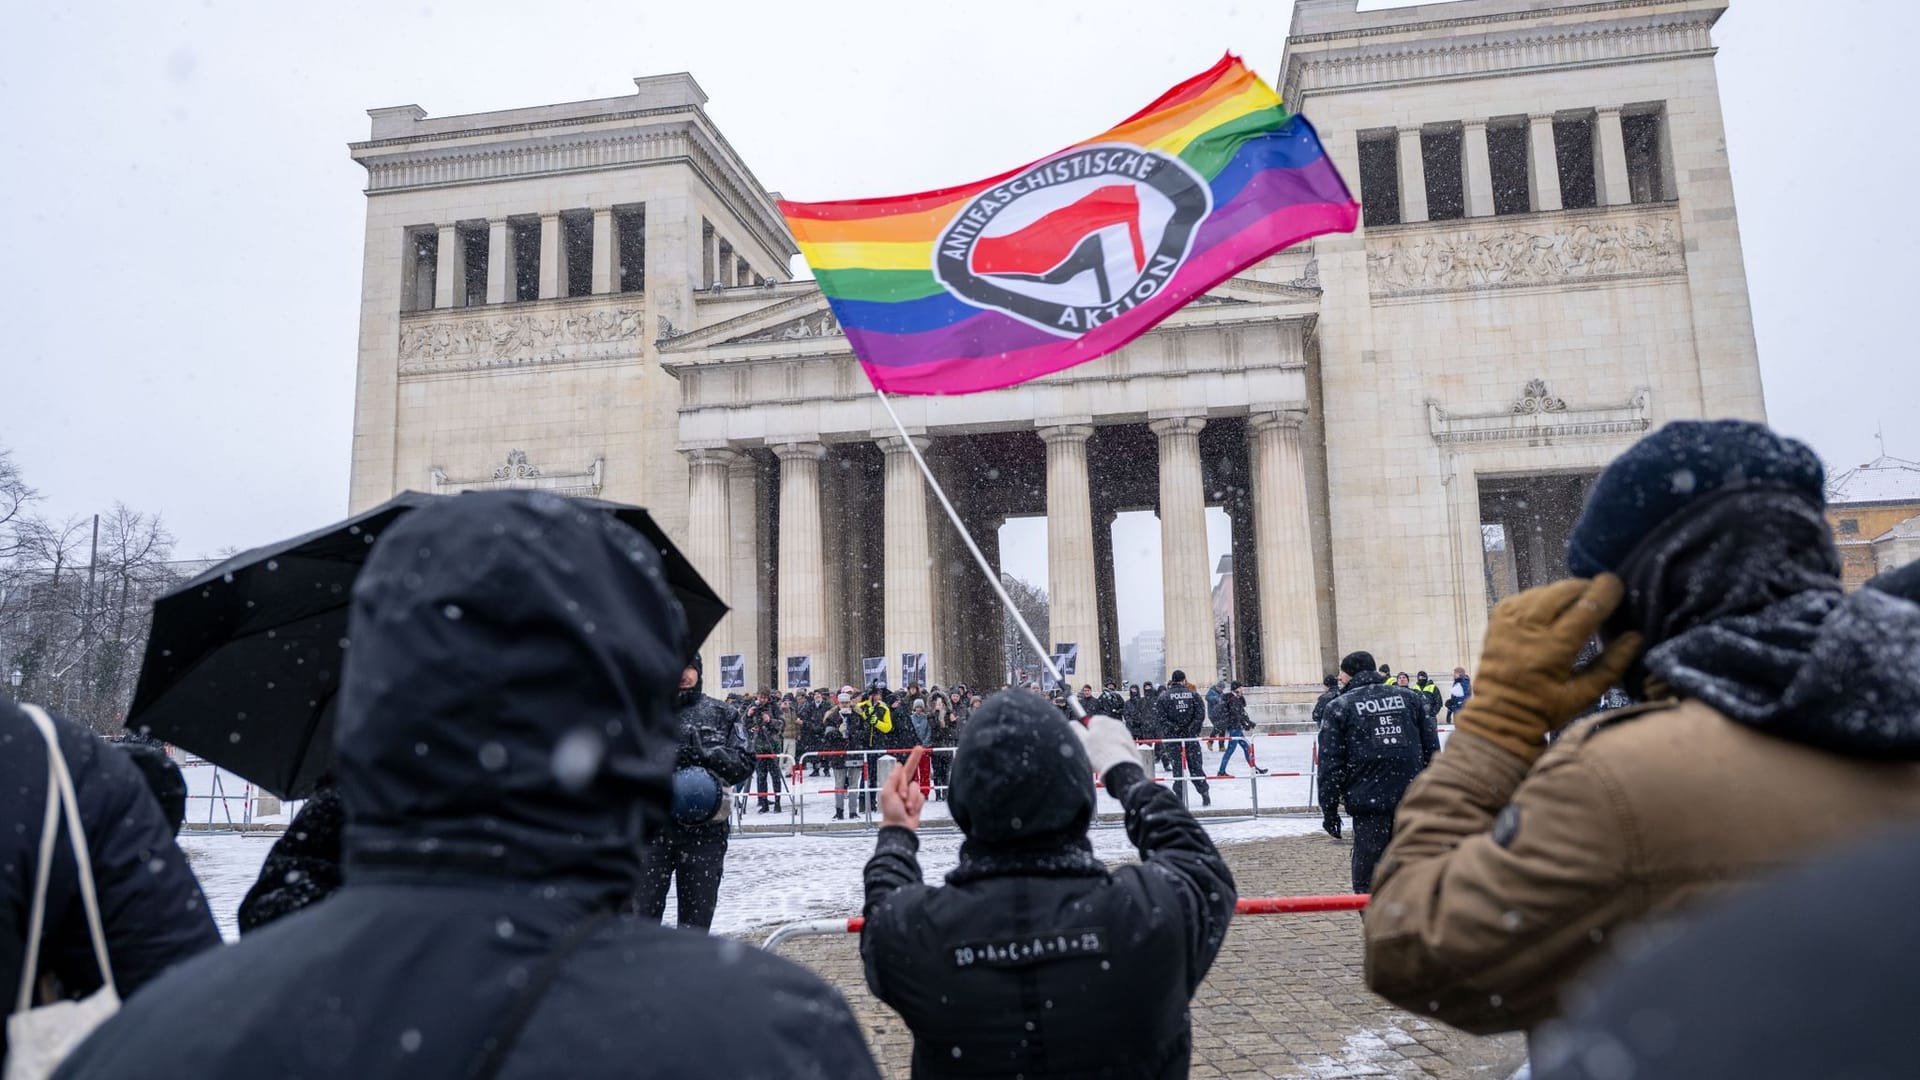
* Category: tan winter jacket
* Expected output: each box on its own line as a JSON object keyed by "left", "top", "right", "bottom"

{"left": 1364, "top": 697, "right": 1920, "bottom": 1034}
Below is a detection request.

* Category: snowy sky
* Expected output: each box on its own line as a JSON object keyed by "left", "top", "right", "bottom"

{"left": 2, "top": 0, "right": 1913, "bottom": 645}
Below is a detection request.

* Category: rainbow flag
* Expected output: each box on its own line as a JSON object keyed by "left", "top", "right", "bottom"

{"left": 779, "top": 54, "right": 1359, "bottom": 396}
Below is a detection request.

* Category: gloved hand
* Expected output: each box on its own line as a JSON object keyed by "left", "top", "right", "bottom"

{"left": 1073, "top": 715, "right": 1144, "bottom": 781}
{"left": 1322, "top": 813, "right": 1342, "bottom": 840}
{"left": 1457, "top": 574, "right": 1643, "bottom": 762}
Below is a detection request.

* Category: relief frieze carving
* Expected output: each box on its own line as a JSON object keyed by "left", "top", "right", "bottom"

{"left": 726, "top": 309, "right": 841, "bottom": 344}
{"left": 1368, "top": 209, "right": 1683, "bottom": 297}
{"left": 397, "top": 305, "right": 645, "bottom": 375}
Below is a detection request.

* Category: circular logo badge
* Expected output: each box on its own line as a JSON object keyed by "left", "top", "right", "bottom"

{"left": 933, "top": 143, "right": 1212, "bottom": 338}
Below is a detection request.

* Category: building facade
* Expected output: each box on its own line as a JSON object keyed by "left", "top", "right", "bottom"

{"left": 347, "top": 0, "right": 1764, "bottom": 696}
{"left": 1825, "top": 455, "right": 1920, "bottom": 587}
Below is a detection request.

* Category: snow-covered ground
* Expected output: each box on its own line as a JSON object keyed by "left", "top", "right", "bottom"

{"left": 181, "top": 730, "right": 1447, "bottom": 941}
{"left": 181, "top": 808, "right": 1328, "bottom": 942}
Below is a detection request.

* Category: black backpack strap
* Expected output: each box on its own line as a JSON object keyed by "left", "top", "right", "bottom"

{"left": 467, "top": 907, "right": 616, "bottom": 1080}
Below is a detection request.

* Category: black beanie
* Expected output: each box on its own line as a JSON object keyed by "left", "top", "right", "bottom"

{"left": 1568, "top": 419, "right": 1825, "bottom": 577}
{"left": 1324, "top": 673, "right": 1338, "bottom": 689}
{"left": 1868, "top": 560, "right": 1920, "bottom": 606}
{"left": 946, "top": 690, "right": 1096, "bottom": 848}
{"left": 1342, "top": 651, "right": 1376, "bottom": 677}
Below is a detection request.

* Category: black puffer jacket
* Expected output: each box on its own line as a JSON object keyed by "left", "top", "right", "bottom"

{"left": 861, "top": 691, "right": 1236, "bottom": 1078}
{"left": 674, "top": 654, "right": 752, "bottom": 791}
{"left": 55, "top": 491, "right": 878, "bottom": 1080}
{"left": 237, "top": 784, "right": 344, "bottom": 934}
{"left": 1, "top": 703, "right": 219, "bottom": 1060}
{"left": 1318, "top": 672, "right": 1440, "bottom": 815}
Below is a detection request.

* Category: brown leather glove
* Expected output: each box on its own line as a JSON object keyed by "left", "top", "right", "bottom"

{"left": 1456, "top": 575, "right": 1642, "bottom": 762}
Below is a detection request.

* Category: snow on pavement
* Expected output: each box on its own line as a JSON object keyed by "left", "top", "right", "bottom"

{"left": 183, "top": 811, "right": 1330, "bottom": 942}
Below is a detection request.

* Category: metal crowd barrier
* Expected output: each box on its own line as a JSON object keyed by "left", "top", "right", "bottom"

{"left": 761, "top": 893, "right": 1371, "bottom": 952}
{"left": 740, "top": 734, "right": 1328, "bottom": 837}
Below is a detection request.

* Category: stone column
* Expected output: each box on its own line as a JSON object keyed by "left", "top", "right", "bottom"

{"left": 1594, "top": 106, "right": 1632, "bottom": 206}
{"left": 433, "top": 224, "right": 458, "bottom": 309}
{"left": 1247, "top": 410, "right": 1324, "bottom": 685}
{"left": 1093, "top": 509, "right": 1121, "bottom": 687}
{"left": 1039, "top": 423, "right": 1102, "bottom": 690}
{"left": 881, "top": 435, "right": 937, "bottom": 689}
{"left": 1150, "top": 415, "right": 1214, "bottom": 684}
{"left": 485, "top": 220, "right": 509, "bottom": 304}
{"left": 683, "top": 447, "right": 738, "bottom": 665}
{"left": 538, "top": 214, "right": 562, "bottom": 299}
{"left": 973, "top": 514, "right": 1005, "bottom": 686}
{"left": 1395, "top": 127, "right": 1428, "bottom": 224}
{"left": 727, "top": 454, "right": 762, "bottom": 691}
{"left": 775, "top": 442, "right": 827, "bottom": 691}
{"left": 1462, "top": 120, "right": 1495, "bottom": 218}
{"left": 819, "top": 453, "right": 847, "bottom": 691}
{"left": 1528, "top": 114, "right": 1563, "bottom": 213}
{"left": 591, "top": 209, "right": 615, "bottom": 294}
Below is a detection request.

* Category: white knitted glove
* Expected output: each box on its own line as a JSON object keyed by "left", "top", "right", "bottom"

{"left": 1073, "top": 715, "right": 1145, "bottom": 779}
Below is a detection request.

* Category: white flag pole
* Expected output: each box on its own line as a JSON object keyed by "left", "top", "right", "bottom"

{"left": 873, "top": 387, "right": 1087, "bottom": 721}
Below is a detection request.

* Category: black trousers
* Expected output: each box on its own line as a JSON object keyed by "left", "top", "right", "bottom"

{"left": 1351, "top": 812, "right": 1395, "bottom": 894}
{"left": 1169, "top": 740, "right": 1211, "bottom": 804}
{"left": 753, "top": 757, "right": 784, "bottom": 808}
{"left": 630, "top": 821, "right": 730, "bottom": 931}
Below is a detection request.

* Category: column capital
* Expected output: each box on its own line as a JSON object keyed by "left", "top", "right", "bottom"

{"left": 1528, "top": 113, "right": 1558, "bottom": 125}
{"left": 1461, "top": 117, "right": 1489, "bottom": 131}
{"left": 1036, "top": 423, "right": 1096, "bottom": 446}
{"left": 680, "top": 445, "right": 742, "bottom": 468}
{"left": 1595, "top": 104, "right": 1624, "bottom": 117}
{"left": 772, "top": 440, "right": 826, "bottom": 462}
{"left": 878, "top": 433, "right": 931, "bottom": 456}
{"left": 1148, "top": 414, "right": 1207, "bottom": 438}
{"left": 1247, "top": 407, "right": 1310, "bottom": 435}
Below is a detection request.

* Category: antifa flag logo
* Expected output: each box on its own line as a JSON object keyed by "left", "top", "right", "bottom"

{"left": 935, "top": 143, "right": 1212, "bottom": 337}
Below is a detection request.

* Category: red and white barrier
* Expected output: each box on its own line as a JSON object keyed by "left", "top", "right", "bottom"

{"left": 760, "top": 894, "right": 1370, "bottom": 952}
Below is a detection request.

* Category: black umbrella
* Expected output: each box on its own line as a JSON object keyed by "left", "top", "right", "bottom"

{"left": 126, "top": 491, "right": 725, "bottom": 798}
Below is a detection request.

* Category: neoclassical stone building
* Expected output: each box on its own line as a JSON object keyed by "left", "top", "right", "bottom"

{"left": 347, "top": 0, "right": 1763, "bottom": 697}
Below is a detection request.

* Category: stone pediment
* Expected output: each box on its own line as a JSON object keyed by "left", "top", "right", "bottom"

{"left": 658, "top": 292, "right": 840, "bottom": 353}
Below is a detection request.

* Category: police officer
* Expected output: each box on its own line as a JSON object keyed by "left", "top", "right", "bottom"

{"left": 1319, "top": 650, "right": 1439, "bottom": 893}
{"left": 630, "top": 653, "right": 754, "bottom": 930}
{"left": 1155, "top": 670, "right": 1211, "bottom": 808}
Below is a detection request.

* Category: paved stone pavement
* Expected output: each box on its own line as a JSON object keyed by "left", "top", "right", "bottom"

{"left": 767, "top": 831, "right": 1526, "bottom": 1078}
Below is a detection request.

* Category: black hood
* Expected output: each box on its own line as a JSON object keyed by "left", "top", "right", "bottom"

{"left": 336, "top": 491, "right": 688, "bottom": 895}
{"left": 677, "top": 651, "right": 704, "bottom": 708}
{"left": 1622, "top": 488, "right": 1920, "bottom": 758}
{"left": 946, "top": 690, "right": 1096, "bottom": 850}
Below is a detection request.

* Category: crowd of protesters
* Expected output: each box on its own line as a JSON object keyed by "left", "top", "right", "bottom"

{"left": 9, "top": 419, "right": 1920, "bottom": 1079}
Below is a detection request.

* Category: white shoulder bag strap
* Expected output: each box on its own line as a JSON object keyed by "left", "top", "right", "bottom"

{"left": 6, "top": 706, "right": 121, "bottom": 1080}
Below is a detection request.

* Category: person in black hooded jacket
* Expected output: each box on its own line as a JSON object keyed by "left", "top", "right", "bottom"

{"left": 53, "top": 490, "right": 878, "bottom": 1080}
{"left": 861, "top": 690, "right": 1235, "bottom": 1079}
{"left": 630, "top": 651, "right": 754, "bottom": 928}
{"left": 1, "top": 702, "right": 219, "bottom": 1062}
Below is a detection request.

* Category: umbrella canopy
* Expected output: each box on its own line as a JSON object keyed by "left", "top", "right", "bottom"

{"left": 126, "top": 491, "right": 724, "bottom": 798}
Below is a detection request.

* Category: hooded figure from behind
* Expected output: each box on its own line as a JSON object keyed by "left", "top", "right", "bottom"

{"left": 1363, "top": 420, "right": 1920, "bottom": 1036}
{"left": 55, "top": 491, "right": 878, "bottom": 1080}
{"left": 860, "top": 690, "right": 1235, "bottom": 1079}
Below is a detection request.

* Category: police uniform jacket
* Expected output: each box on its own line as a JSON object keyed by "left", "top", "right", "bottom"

{"left": 1317, "top": 672, "right": 1439, "bottom": 816}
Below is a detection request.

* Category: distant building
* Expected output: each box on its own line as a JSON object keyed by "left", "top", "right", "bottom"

{"left": 1825, "top": 455, "right": 1920, "bottom": 587}
{"left": 1211, "top": 554, "right": 1236, "bottom": 683}
{"left": 1123, "top": 631, "right": 1166, "bottom": 687}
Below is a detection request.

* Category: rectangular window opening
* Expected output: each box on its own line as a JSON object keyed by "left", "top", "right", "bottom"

{"left": 1420, "top": 127, "right": 1465, "bottom": 222}
{"left": 616, "top": 207, "right": 646, "bottom": 294}
{"left": 404, "top": 228, "right": 438, "bottom": 312}
{"left": 1553, "top": 115, "right": 1598, "bottom": 210}
{"left": 510, "top": 219, "right": 540, "bottom": 302}
{"left": 1487, "top": 122, "right": 1532, "bottom": 215}
{"left": 1357, "top": 134, "right": 1401, "bottom": 227}
{"left": 561, "top": 211, "right": 593, "bottom": 297}
{"left": 1622, "top": 109, "right": 1667, "bottom": 204}
{"left": 459, "top": 224, "right": 489, "bottom": 307}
